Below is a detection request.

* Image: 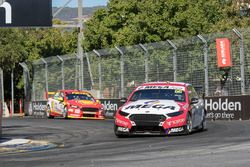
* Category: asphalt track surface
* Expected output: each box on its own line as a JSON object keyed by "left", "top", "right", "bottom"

{"left": 1, "top": 117, "right": 250, "bottom": 167}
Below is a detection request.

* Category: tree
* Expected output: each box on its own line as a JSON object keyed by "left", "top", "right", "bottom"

{"left": 83, "top": 0, "right": 250, "bottom": 51}
{"left": 0, "top": 27, "right": 77, "bottom": 108}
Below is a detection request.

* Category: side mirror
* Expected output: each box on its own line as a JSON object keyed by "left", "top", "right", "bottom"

{"left": 58, "top": 97, "right": 63, "bottom": 102}
{"left": 190, "top": 97, "right": 199, "bottom": 104}
{"left": 120, "top": 97, "right": 127, "bottom": 104}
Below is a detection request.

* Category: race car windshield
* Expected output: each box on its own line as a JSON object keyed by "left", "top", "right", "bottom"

{"left": 130, "top": 89, "right": 185, "bottom": 102}
{"left": 66, "top": 94, "right": 95, "bottom": 101}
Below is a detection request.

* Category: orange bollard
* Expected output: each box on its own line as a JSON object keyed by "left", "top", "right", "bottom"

{"left": 19, "top": 99, "right": 23, "bottom": 117}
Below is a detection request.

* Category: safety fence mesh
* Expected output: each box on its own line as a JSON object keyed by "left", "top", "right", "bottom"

{"left": 29, "top": 28, "right": 250, "bottom": 100}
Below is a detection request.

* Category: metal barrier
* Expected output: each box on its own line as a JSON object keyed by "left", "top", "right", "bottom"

{"left": 20, "top": 28, "right": 250, "bottom": 100}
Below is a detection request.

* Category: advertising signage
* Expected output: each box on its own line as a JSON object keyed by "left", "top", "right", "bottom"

{"left": 29, "top": 95, "right": 250, "bottom": 120}
{"left": 0, "top": 0, "right": 52, "bottom": 27}
{"left": 216, "top": 38, "right": 232, "bottom": 68}
{"left": 205, "top": 96, "right": 250, "bottom": 120}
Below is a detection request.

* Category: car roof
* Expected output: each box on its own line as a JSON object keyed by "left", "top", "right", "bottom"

{"left": 59, "top": 90, "right": 91, "bottom": 94}
{"left": 141, "top": 81, "right": 191, "bottom": 87}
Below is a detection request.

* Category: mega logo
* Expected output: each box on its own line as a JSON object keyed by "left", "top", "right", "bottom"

{"left": 124, "top": 104, "right": 175, "bottom": 110}
{"left": 205, "top": 98, "right": 241, "bottom": 111}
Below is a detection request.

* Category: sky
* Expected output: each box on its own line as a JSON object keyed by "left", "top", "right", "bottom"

{"left": 53, "top": 0, "right": 109, "bottom": 7}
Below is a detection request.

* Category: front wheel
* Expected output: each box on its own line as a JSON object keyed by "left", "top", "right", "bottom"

{"left": 46, "top": 106, "right": 54, "bottom": 119}
{"left": 62, "top": 107, "right": 68, "bottom": 119}
{"left": 184, "top": 113, "right": 192, "bottom": 135}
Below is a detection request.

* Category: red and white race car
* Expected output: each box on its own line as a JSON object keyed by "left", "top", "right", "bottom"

{"left": 114, "top": 82, "right": 206, "bottom": 137}
{"left": 47, "top": 90, "right": 104, "bottom": 119}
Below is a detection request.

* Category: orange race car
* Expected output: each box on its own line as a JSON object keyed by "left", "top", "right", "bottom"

{"left": 46, "top": 90, "right": 104, "bottom": 119}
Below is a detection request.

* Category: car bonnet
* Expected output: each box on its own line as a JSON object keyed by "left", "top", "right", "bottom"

{"left": 121, "top": 100, "right": 181, "bottom": 115}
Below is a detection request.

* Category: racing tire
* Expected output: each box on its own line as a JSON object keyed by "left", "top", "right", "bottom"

{"left": 62, "top": 107, "right": 68, "bottom": 119}
{"left": 114, "top": 124, "right": 128, "bottom": 138}
{"left": 46, "top": 106, "right": 54, "bottom": 119}
{"left": 184, "top": 113, "right": 192, "bottom": 135}
{"left": 200, "top": 111, "right": 207, "bottom": 131}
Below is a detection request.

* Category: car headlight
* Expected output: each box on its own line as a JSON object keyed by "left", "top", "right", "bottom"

{"left": 167, "top": 111, "right": 184, "bottom": 117}
{"left": 119, "top": 110, "right": 129, "bottom": 117}
{"left": 71, "top": 105, "right": 79, "bottom": 109}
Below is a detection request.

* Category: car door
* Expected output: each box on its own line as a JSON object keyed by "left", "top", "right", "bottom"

{"left": 57, "top": 92, "right": 65, "bottom": 114}
{"left": 188, "top": 86, "right": 203, "bottom": 127}
{"left": 52, "top": 92, "right": 64, "bottom": 114}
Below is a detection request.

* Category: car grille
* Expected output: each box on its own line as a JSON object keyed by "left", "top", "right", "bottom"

{"left": 129, "top": 114, "right": 166, "bottom": 133}
{"left": 81, "top": 108, "right": 99, "bottom": 112}
{"left": 83, "top": 113, "right": 96, "bottom": 117}
{"left": 130, "top": 126, "right": 165, "bottom": 133}
{"left": 130, "top": 114, "right": 166, "bottom": 122}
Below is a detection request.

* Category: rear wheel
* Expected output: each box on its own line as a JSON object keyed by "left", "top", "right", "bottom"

{"left": 184, "top": 113, "right": 192, "bottom": 135}
{"left": 46, "top": 106, "right": 54, "bottom": 119}
{"left": 200, "top": 110, "right": 207, "bottom": 131}
{"left": 62, "top": 107, "right": 68, "bottom": 119}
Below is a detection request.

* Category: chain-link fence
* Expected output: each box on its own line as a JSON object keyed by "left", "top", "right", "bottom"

{"left": 25, "top": 28, "right": 250, "bottom": 100}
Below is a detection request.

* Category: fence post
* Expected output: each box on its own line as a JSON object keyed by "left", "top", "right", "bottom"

{"left": 74, "top": 53, "right": 79, "bottom": 89}
{"left": 167, "top": 40, "right": 177, "bottom": 82}
{"left": 77, "top": 0, "right": 84, "bottom": 90}
{"left": 19, "top": 62, "right": 31, "bottom": 115}
{"left": 19, "top": 62, "right": 30, "bottom": 100}
{"left": 233, "top": 28, "right": 246, "bottom": 95}
{"left": 93, "top": 50, "right": 102, "bottom": 98}
{"left": 0, "top": 68, "right": 4, "bottom": 136}
{"left": 11, "top": 70, "right": 14, "bottom": 114}
{"left": 85, "top": 52, "right": 95, "bottom": 88}
{"left": 41, "top": 58, "right": 48, "bottom": 99}
{"left": 197, "top": 35, "right": 209, "bottom": 96}
{"left": 57, "top": 55, "right": 65, "bottom": 90}
{"left": 115, "top": 46, "right": 125, "bottom": 98}
{"left": 139, "top": 43, "right": 149, "bottom": 83}
{"left": 75, "top": 53, "right": 84, "bottom": 90}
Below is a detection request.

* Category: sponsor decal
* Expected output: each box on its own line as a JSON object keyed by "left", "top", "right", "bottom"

{"left": 144, "top": 100, "right": 160, "bottom": 105}
{"left": 102, "top": 100, "right": 118, "bottom": 111}
{"left": 205, "top": 98, "right": 241, "bottom": 111}
{"left": 216, "top": 38, "right": 232, "bottom": 68}
{"left": 167, "top": 127, "right": 184, "bottom": 134}
{"left": 124, "top": 104, "right": 175, "bottom": 110}
{"left": 204, "top": 96, "right": 250, "bottom": 120}
{"left": 206, "top": 112, "right": 235, "bottom": 120}
{"left": 117, "top": 127, "right": 129, "bottom": 132}
{"left": 75, "top": 109, "right": 81, "bottom": 113}
{"left": 71, "top": 92, "right": 89, "bottom": 95}
{"left": 115, "top": 118, "right": 129, "bottom": 127}
{"left": 100, "top": 99, "right": 123, "bottom": 118}
{"left": 30, "top": 101, "right": 47, "bottom": 117}
{"left": 167, "top": 118, "right": 185, "bottom": 126}
{"left": 136, "top": 86, "right": 185, "bottom": 90}
{"left": 32, "top": 101, "right": 47, "bottom": 112}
